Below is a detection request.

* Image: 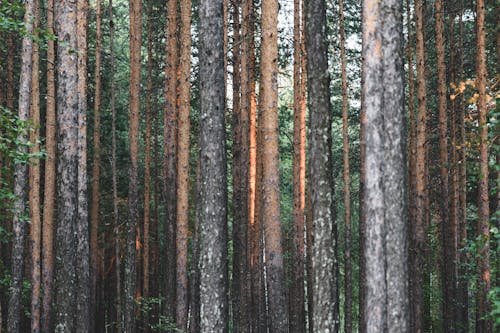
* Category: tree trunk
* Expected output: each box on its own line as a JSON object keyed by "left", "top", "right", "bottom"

{"left": 126, "top": 0, "right": 142, "bottom": 330}
{"left": 176, "top": 0, "right": 192, "bottom": 330}
{"left": 305, "top": 0, "right": 338, "bottom": 331}
{"left": 42, "top": 0, "right": 56, "bottom": 329}
{"left": 91, "top": 0, "right": 102, "bottom": 329}
{"left": 290, "top": 0, "right": 306, "bottom": 332}
{"left": 189, "top": 152, "right": 201, "bottom": 333}
{"left": 164, "top": 0, "right": 179, "bottom": 320}
{"left": 339, "top": 1, "right": 351, "bottom": 332}
{"left": 359, "top": 4, "right": 366, "bottom": 332}
{"left": 411, "top": 0, "right": 427, "bottom": 331}
{"left": 260, "top": 0, "right": 289, "bottom": 331}
{"left": 6, "top": 0, "right": 34, "bottom": 330}
{"left": 54, "top": 0, "right": 79, "bottom": 329}
{"left": 29, "top": 2, "right": 41, "bottom": 330}
{"left": 475, "top": 1, "right": 491, "bottom": 331}
{"left": 76, "top": 0, "right": 91, "bottom": 329}
{"left": 198, "top": 1, "right": 229, "bottom": 331}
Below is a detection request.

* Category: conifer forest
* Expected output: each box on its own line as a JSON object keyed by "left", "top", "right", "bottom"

{"left": 0, "top": 0, "right": 499, "bottom": 332}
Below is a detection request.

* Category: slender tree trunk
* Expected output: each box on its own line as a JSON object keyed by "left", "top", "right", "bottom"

{"left": 164, "top": 0, "right": 178, "bottom": 319}
{"left": 231, "top": 0, "right": 249, "bottom": 331}
{"left": 6, "top": 0, "right": 34, "bottom": 330}
{"left": 176, "top": 0, "right": 192, "bottom": 330}
{"left": 42, "top": 0, "right": 56, "bottom": 329}
{"left": 29, "top": 2, "right": 41, "bottom": 330}
{"left": 6, "top": 9, "right": 14, "bottom": 112}
{"left": 91, "top": 0, "right": 103, "bottom": 329}
{"left": 189, "top": 153, "right": 201, "bottom": 333}
{"left": 338, "top": 1, "right": 352, "bottom": 331}
{"left": 475, "top": 1, "right": 491, "bottom": 331}
{"left": 411, "top": 0, "right": 427, "bottom": 331}
{"left": 290, "top": 0, "right": 306, "bottom": 331}
{"left": 260, "top": 0, "right": 289, "bottom": 331}
{"left": 109, "top": 0, "right": 122, "bottom": 329}
{"left": 305, "top": 0, "right": 338, "bottom": 331}
{"left": 143, "top": 3, "right": 153, "bottom": 306}
{"left": 126, "top": 0, "right": 142, "bottom": 330}
{"left": 456, "top": 2, "right": 468, "bottom": 330}
{"left": 198, "top": 1, "right": 229, "bottom": 331}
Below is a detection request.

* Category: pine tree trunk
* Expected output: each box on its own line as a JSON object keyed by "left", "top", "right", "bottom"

{"left": 339, "top": 1, "right": 351, "bottom": 332}
{"left": 176, "top": 0, "right": 192, "bottom": 330}
{"left": 42, "top": 0, "right": 56, "bottom": 329}
{"left": 305, "top": 0, "right": 338, "bottom": 331}
{"left": 164, "top": 0, "right": 179, "bottom": 320}
{"left": 6, "top": 0, "right": 34, "bottom": 330}
{"left": 189, "top": 153, "right": 201, "bottom": 333}
{"left": 290, "top": 0, "right": 306, "bottom": 331}
{"left": 91, "top": 0, "right": 102, "bottom": 329}
{"left": 125, "top": 0, "right": 142, "bottom": 330}
{"left": 260, "top": 0, "right": 289, "bottom": 331}
{"left": 475, "top": 1, "right": 491, "bottom": 331}
{"left": 411, "top": 0, "right": 427, "bottom": 331}
{"left": 29, "top": 2, "right": 41, "bottom": 330}
{"left": 76, "top": 0, "right": 91, "bottom": 329}
{"left": 198, "top": 1, "right": 229, "bottom": 331}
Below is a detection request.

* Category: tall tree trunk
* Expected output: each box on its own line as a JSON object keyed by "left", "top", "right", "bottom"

{"left": 339, "top": 1, "right": 351, "bottom": 332}
{"left": 456, "top": 2, "right": 468, "bottom": 330}
{"left": 362, "top": 1, "right": 409, "bottom": 332}
{"left": 411, "top": 0, "right": 427, "bottom": 331}
{"left": 126, "top": 0, "right": 142, "bottom": 330}
{"left": 29, "top": 2, "right": 41, "bottom": 330}
{"left": 475, "top": 1, "right": 491, "bottom": 331}
{"left": 198, "top": 1, "right": 229, "bottom": 331}
{"left": 260, "top": 0, "right": 289, "bottom": 331}
{"left": 176, "top": 0, "right": 192, "bottom": 330}
{"left": 91, "top": 0, "right": 103, "bottom": 328}
{"left": 434, "top": 1, "right": 455, "bottom": 330}
{"left": 143, "top": 2, "right": 153, "bottom": 306}
{"left": 6, "top": 7, "right": 14, "bottom": 113}
{"left": 231, "top": 0, "right": 249, "bottom": 331}
{"left": 189, "top": 152, "right": 201, "bottom": 333}
{"left": 164, "top": 0, "right": 178, "bottom": 319}
{"left": 6, "top": 0, "right": 34, "bottom": 330}
{"left": 109, "top": 0, "right": 122, "bottom": 329}
{"left": 54, "top": 0, "right": 79, "bottom": 328}
{"left": 290, "top": 0, "right": 306, "bottom": 331}
{"left": 305, "top": 0, "right": 338, "bottom": 331}
{"left": 42, "top": 0, "right": 56, "bottom": 329}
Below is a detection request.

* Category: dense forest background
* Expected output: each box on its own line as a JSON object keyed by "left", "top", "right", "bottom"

{"left": 0, "top": 0, "right": 498, "bottom": 332}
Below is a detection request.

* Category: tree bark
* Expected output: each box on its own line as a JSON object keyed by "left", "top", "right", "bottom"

{"left": 198, "top": 1, "right": 229, "bottom": 331}
{"left": 260, "top": 0, "right": 289, "bottom": 331}
{"left": 339, "top": 1, "right": 351, "bottom": 332}
{"left": 126, "top": 0, "right": 142, "bottom": 330}
{"left": 411, "top": 0, "right": 427, "bottom": 331}
{"left": 91, "top": 0, "right": 102, "bottom": 329}
{"left": 29, "top": 2, "right": 41, "bottom": 330}
{"left": 42, "top": 0, "right": 56, "bottom": 329}
{"left": 475, "top": 1, "right": 491, "bottom": 331}
{"left": 6, "top": 0, "right": 34, "bottom": 330}
{"left": 176, "top": 0, "right": 192, "bottom": 330}
{"left": 305, "top": 0, "right": 338, "bottom": 331}
{"left": 290, "top": 0, "right": 306, "bottom": 331}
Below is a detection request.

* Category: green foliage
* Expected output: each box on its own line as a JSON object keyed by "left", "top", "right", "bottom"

{"left": 136, "top": 297, "right": 183, "bottom": 332}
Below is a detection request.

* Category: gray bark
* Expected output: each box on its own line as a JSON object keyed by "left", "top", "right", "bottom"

{"left": 54, "top": 0, "right": 79, "bottom": 330}
{"left": 6, "top": 0, "right": 35, "bottom": 330}
{"left": 361, "top": 0, "right": 409, "bottom": 332}
{"left": 305, "top": 0, "right": 338, "bottom": 332}
{"left": 198, "top": 0, "right": 229, "bottom": 331}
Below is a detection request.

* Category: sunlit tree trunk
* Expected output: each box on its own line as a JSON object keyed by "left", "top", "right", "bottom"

{"left": 290, "top": 0, "right": 306, "bottom": 331}
{"left": 42, "top": 0, "right": 56, "bottom": 329}
{"left": 199, "top": 0, "right": 229, "bottom": 331}
{"left": 6, "top": 0, "right": 34, "bottom": 330}
{"left": 29, "top": 2, "right": 41, "bottom": 330}
{"left": 176, "top": 0, "right": 192, "bottom": 330}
